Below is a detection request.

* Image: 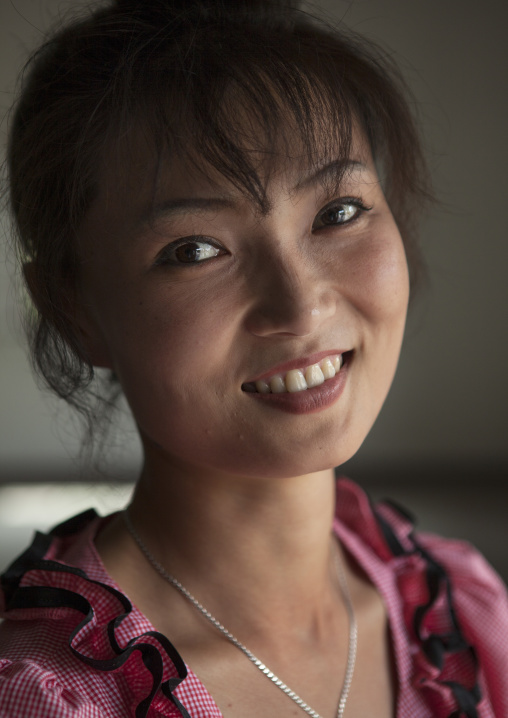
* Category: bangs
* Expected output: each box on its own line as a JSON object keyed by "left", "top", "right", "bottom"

{"left": 109, "top": 22, "right": 358, "bottom": 210}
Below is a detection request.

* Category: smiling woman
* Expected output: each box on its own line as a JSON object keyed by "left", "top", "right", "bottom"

{"left": 1, "top": 1, "right": 507, "bottom": 718}
{"left": 74, "top": 127, "right": 408, "bottom": 479}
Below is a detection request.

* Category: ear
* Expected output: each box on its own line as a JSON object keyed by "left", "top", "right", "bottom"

{"left": 71, "top": 302, "right": 115, "bottom": 370}
{"left": 23, "top": 260, "right": 114, "bottom": 369}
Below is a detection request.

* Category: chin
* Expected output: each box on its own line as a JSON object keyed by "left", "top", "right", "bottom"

{"left": 231, "top": 439, "right": 366, "bottom": 480}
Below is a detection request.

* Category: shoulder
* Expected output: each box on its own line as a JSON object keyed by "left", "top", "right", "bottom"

{"left": 0, "top": 661, "right": 98, "bottom": 718}
{"left": 335, "top": 478, "right": 508, "bottom": 717}
{"left": 0, "top": 512, "right": 129, "bottom": 717}
{"left": 0, "top": 596, "right": 120, "bottom": 718}
{"left": 418, "top": 533, "right": 508, "bottom": 718}
{"left": 416, "top": 530, "right": 508, "bottom": 649}
{"left": 337, "top": 477, "right": 508, "bottom": 616}
{"left": 418, "top": 531, "right": 508, "bottom": 611}
{"left": 0, "top": 620, "right": 102, "bottom": 717}
{"left": 0, "top": 511, "right": 190, "bottom": 718}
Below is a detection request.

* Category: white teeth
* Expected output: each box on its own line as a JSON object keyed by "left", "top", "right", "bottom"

{"left": 305, "top": 364, "right": 325, "bottom": 388}
{"left": 269, "top": 375, "right": 286, "bottom": 393}
{"left": 255, "top": 379, "right": 271, "bottom": 394}
{"left": 332, "top": 355, "right": 343, "bottom": 371}
{"left": 249, "top": 353, "right": 346, "bottom": 394}
{"left": 320, "top": 357, "right": 336, "bottom": 380}
{"left": 285, "top": 369, "right": 308, "bottom": 393}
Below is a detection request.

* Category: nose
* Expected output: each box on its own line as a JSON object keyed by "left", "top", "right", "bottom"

{"left": 243, "top": 249, "right": 337, "bottom": 338}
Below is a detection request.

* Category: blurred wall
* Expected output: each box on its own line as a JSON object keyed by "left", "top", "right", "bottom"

{"left": 1, "top": 0, "right": 507, "bottom": 483}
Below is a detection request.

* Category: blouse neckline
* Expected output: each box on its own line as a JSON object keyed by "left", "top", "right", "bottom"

{"left": 0, "top": 478, "right": 484, "bottom": 718}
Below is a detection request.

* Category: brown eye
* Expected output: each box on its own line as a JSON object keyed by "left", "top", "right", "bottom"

{"left": 156, "top": 238, "right": 225, "bottom": 266}
{"left": 313, "top": 199, "right": 369, "bottom": 230}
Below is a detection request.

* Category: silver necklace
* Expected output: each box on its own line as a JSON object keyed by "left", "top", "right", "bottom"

{"left": 123, "top": 510, "right": 357, "bottom": 718}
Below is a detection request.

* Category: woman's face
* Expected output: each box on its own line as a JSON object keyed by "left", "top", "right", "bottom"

{"left": 77, "top": 128, "right": 409, "bottom": 479}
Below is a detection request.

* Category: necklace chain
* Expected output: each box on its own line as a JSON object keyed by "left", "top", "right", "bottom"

{"left": 123, "top": 510, "right": 357, "bottom": 718}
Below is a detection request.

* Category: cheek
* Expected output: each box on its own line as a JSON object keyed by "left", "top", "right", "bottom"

{"left": 92, "top": 273, "right": 244, "bottom": 411}
{"left": 347, "top": 221, "right": 410, "bottom": 326}
{"left": 339, "top": 220, "right": 409, "bottom": 411}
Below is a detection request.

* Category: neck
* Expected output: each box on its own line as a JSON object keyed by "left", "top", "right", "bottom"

{"left": 127, "top": 454, "right": 338, "bottom": 634}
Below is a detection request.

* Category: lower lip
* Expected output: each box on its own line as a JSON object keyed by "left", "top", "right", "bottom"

{"left": 244, "top": 359, "right": 350, "bottom": 415}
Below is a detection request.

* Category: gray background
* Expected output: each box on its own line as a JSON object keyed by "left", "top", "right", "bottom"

{"left": 0, "top": 1, "right": 507, "bottom": 577}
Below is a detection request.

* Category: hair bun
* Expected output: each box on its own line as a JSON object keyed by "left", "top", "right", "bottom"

{"left": 114, "top": 0, "right": 299, "bottom": 19}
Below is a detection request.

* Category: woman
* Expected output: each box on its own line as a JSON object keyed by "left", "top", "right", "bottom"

{"left": 1, "top": 1, "right": 506, "bottom": 716}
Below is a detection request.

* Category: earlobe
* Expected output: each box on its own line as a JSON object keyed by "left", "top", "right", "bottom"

{"left": 73, "top": 305, "right": 114, "bottom": 369}
{"left": 22, "top": 260, "right": 114, "bottom": 370}
{"left": 22, "top": 260, "right": 41, "bottom": 308}
{"left": 69, "top": 290, "right": 114, "bottom": 369}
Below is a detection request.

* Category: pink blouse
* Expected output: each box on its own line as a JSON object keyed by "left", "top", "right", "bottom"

{"left": 0, "top": 478, "right": 507, "bottom": 717}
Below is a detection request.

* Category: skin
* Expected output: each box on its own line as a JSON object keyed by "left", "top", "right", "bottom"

{"left": 78, "top": 125, "right": 409, "bottom": 717}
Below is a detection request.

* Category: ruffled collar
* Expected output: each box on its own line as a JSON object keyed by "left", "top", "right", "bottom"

{"left": 0, "top": 509, "right": 193, "bottom": 717}
{"left": 1, "top": 479, "right": 483, "bottom": 718}
{"left": 335, "top": 478, "right": 482, "bottom": 718}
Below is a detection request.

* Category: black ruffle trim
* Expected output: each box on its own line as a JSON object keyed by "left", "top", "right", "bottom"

{"left": 2, "top": 499, "right": 485, "bottom": 718}
{"left": 1, "top": 509, "right": 192, "bottom": 718}
{"left": 375, "top": 500, "right": 482, "bottom": 718}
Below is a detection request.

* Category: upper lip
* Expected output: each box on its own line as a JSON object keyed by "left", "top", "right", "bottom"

{"left": 244, "top": 349, "right": 349, "bottom": 384}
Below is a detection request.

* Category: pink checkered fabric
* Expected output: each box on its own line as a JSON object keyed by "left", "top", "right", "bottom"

{"left": 0, "top": 478, "right": 507, "bottom": 717}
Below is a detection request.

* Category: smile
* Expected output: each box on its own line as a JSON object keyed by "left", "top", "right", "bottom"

{"left": 242, "top": 353, "right": 346, "bottom": 394}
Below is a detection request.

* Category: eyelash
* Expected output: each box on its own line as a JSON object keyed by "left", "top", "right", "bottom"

{"left": 154, "top": 237, "right": 226, "bottom": 267}
{"left": 154, "top": 196, "right": 372, "bottom": 267}
{"left": 312, "top": 197, "right": 372, "bottom": 230}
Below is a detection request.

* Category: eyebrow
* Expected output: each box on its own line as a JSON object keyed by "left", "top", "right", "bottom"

{"left": 142, "top": 196, "right": 236, "bottom": 226}
{"left": 295, "top": 158, "right": 366, "bottom": 191}
{"left": 142, "top": 158, "right": 367, "bottom": 226}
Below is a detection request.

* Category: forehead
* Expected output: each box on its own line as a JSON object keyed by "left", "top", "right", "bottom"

{"left": 87, "top": 50, "right": 381, "bottom": 219}
{"left": 94, "top": 119, "right": 375, "bottom": 219}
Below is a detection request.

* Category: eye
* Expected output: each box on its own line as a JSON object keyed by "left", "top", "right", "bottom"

{"left": 155, "top": 237, "right": 226, "bottom": 266}
{"left": 313, "top": 198, "right": 371, "bottom": 230}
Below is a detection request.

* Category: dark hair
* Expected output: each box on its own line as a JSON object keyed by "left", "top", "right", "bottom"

{"left": 7, "top": 0, "right": 431, "bottom": 439}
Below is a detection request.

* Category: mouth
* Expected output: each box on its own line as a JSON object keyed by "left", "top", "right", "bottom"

{"left": 242, "top": 351, "right": 352, "bottom": 394}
